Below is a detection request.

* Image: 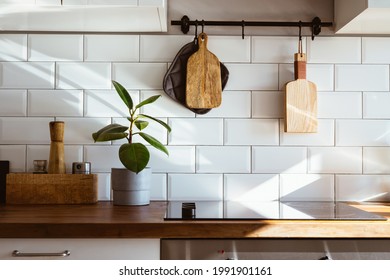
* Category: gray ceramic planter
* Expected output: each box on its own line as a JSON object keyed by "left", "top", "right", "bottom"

{"left": 111, "top": 167, "right": 151, "bottom": 206}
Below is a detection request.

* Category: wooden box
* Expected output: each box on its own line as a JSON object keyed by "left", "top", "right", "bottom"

{"left": 6, "top": 173, "right": 98, "bottom": 204}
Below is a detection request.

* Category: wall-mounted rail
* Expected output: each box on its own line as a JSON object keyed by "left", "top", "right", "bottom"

{"left": 171, "top": 15, "right": 333, "bottom": 39}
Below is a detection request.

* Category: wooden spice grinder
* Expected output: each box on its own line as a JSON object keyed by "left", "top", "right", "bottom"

{"left": 48, "top": 121, "right": 66, "bottom": 174}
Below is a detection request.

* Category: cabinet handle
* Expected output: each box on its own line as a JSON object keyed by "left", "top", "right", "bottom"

{"left": 12, "top": 250, "right": 70, "bottom": 258}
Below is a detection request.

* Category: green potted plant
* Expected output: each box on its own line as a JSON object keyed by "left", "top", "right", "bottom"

{"left": 92, "top": 80, "right": 171, "bottom": 205}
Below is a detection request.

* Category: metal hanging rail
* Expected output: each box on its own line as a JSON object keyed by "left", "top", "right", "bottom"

{"left": 171, "top": 15, "right": 333, "bottom": 40}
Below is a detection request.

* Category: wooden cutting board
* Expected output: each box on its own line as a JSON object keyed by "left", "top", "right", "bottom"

{"left": 186, "top": 32, "right": 222, "bottom": 109}
{"left": 284, "top": 53, "right": 317, "bottom": 133}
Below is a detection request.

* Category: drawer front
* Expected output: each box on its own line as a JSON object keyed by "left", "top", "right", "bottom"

{"left": 0, "top": 238, "right": 159, "bottom": 260}
{"left": 161, "top": 239, "right": 390, "bottom": 260}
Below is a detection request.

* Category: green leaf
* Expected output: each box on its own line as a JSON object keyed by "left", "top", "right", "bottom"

{"left": 138, "top": 132, "right": 169, "bottom": 156}
{"left": 112, "top": 80, "right": 133, "bottom": 110}
{"left": 92, "top": 123, "right": 129, "bottom": 142}
{"left": 135, "top": 95, "right": 161, "bottom": 110}
{"left": 139, "top": 114, "right": 172, "bottom": 133}
{"left": 119, "top": 143, "right": 150, "bottom": 173}
{"left": 135, "top": 120, "right": 149, "bottom": 131}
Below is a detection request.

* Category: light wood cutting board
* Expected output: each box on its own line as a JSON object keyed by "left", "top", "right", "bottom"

{"left": 186, "top": 33, "right": 222, "bottom": 109}
{"left": 284, "top": 53, "right": 317, "bottom": 133}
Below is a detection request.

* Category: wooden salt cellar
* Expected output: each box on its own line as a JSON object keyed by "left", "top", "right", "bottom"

{"left": 48, "top": 121, "right": 66, "bottom": 174}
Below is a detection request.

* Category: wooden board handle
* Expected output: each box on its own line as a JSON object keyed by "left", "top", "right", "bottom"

{"left": 197, "top": 32, "right": 208, "bottom": 49}
{"left": 294, "top": 53, "right": 307, "bottom": 80}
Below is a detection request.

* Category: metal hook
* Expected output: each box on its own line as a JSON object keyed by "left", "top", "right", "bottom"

{"left": 194, "top": 20, "right": 198, "bottom": 43}
{"left": 298, "top": 21, "right": 302, "bottom": 42}
{"left": 298, "top": 21, "right": 303, "bottom": 56}
{"left": 242, "top": 20, "right": 245, "bottom": 39}
{"left": 201, "top": 20, "right": 205, "bottom": 33}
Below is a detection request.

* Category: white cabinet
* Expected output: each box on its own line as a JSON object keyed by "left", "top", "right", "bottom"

{"left": 0, "top": 239, "right": 160, "bottom": 260}
{"left": 335, "top": 0, "right": 390, "bottom": 34}
{"left": 0, "top": 0, "right": 167, "bottom": 32}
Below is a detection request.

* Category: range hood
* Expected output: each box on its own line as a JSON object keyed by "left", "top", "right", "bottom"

{"left": 335, "top": 0, "right": 390, "bottom": 34}
{"left": 0, "top": 0, "right": 167, "bottom": 32}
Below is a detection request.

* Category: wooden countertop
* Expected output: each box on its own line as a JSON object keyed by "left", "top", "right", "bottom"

{"left": 0, "top": 202, "right": 389, "bottom": 238}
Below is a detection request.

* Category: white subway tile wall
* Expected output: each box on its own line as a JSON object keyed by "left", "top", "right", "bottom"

{"left": 1, "top": 34, "right": 390, "bottom": 202}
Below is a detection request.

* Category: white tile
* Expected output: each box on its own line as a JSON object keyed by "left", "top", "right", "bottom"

{"left": 252, "top": 91, "right": 283, "bottom": 118}
{"left": 28, "top": 90, "right": 83, "bottom": 117}
{"left": 335, "top": 65, "right": 389, "bottom": 92}
{"left": 207, "top": 36, "right": 251, "bottom": 63}
{"left": 252, "top": 36, "right": 306, "bottom": 63}
{"left": 196, "top": 146, "right": 250, "bottom": 173}
{"left": 113, "top": 63, "right": 167, "bottom": 90}
{"left": 224, "top": 64, "right": 278, "bottom": 91}
{"left": 85, "top": 90, "right": 139, "bottom": 117}
{"left": 224, "top": 174, "right": 279, "bottom": 201}
{"left": 0, "top": 34, "right": 27, "bottom": 61}
{"left": 168, "top": 174, "right": 223, "bottom": 201}
{"left": 0, "top": 145, "right": 26, "bottom": 172}
{"left": 197, "top": 91, "right": 251, "bottom": 118}
{"left": 96, "top": 173, "right": 111, "bottom": 201}
{"left": 149, "top": 146, "right": 195, "bottom": 173}
{"left": 363, "top": 92, "right": 390, "bottom": 119}
{"left": 85, "top": 35, "right": 139, "bottom": 62}
{"left": 62, "top": 0, "right": 87, "bottom": 4}
{"left": 308, "top": 147, "right": 362, "bottom": 174}
{"left": 336, "top": 120, "right": 390, "bottom": 146}
{"left": 36, "top": 0, "right": 61, "bottom": 5}
{"left": 57, "top": 117, "right": 111, "bottom": 144}
{"left": 0, "top": 90, "right": 27, "bottom": 116}
{"left": 363, "top": 147, "right": 390, "bottom": 174}
{"left": 84, "top": 145, "right": 122, "bottom": 172}
{"left": 362, "top": 37, "right": 390, "bottom": 64}
{"left": 168, "top": 119, "right": 223, "bottom": 145}
{"left": 28, "top": 34, "right": 83, "bottom": 61}
{"left": 0, "top": 0, "right": 35, "bottom": 3}
{"left": 87, "top": 0, "right": 137, "bottom": 5}
{"left": 0, "top": 117, "right": 53, "bottom": 144}
{"left": 141, "top": 91, "right": 195, "bottom": 118}
{"left": 225, "top": 119, "right": 279, "bottom": 145}
{"left": 336, "top": 175, "right": 390, "bottom": 201}
{"left": 307, "top": 37, "right": 361, "bottom": 63}
{"left": 140, "top": 35, "right": 193, "bottom": 62}
{"left": 280, "top": 174, "right": 334, "bottom": 201}
{"left": 280, "top": 119, "right": 335, "bottom": 146}
{"left": 279, "top": 63, "right": 334, "bottom": 91}
{"left": 253, "top": 147, "right": 307, "bottom": 174}
{"left": 318, "top": 92, "right": 362, "bottom": 119}
{"left": 26, "top": 145, "right": 83, "bottom": 173}
{"left": 56, "top": 62, "right": 111, "bottom": 90}
{"left": 0, "top": 62, "right": 54, "bottom": 89}
{"left": 151, "top": 173, "right": 167, "bottom": 201}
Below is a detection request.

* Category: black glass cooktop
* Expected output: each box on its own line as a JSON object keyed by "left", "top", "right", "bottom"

{"left": 164, "top": 201, "right": 387, "bottom": 221}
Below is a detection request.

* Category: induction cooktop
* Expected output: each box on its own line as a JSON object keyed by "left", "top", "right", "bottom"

{"left": 164, "top": 201, "right": 387, "bottom": 221}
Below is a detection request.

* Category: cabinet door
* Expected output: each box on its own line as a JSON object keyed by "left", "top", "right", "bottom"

{"left": 0, "top": 239, "right": 159, "bottom": 260}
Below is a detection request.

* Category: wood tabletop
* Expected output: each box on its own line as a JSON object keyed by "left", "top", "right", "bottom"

{"left": 0, "top": 202, "right": 389, "bottom": 238}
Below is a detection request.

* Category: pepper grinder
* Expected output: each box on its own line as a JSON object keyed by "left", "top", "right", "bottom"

{"left": 48, "top": 121, "right": 66, "bottom": 174}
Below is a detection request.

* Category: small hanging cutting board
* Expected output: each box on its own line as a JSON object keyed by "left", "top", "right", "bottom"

{"left": 285, "top": 53, "right": 317, "bottom": 133}
{"left": 186, "top": 33, "right": 222, "bottom": 109}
